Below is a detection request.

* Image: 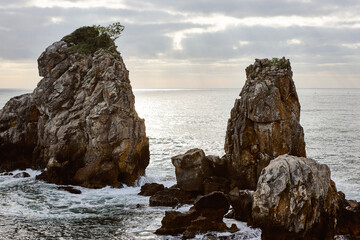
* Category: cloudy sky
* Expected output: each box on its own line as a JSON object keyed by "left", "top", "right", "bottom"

{"left": 0, "top": 0, "right": 359, "bottom": 89}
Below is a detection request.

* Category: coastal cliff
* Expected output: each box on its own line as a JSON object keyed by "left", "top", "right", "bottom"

{"left": 0, "top": 26, "right": 149, "bottom": 188}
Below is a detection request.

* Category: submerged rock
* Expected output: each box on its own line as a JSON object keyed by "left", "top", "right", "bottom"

{"left": 224, "top": 58, "right": 306, "bottom": 190}
{"left": 0, "top": 26, "right": 149, "bottom": 188}
{"left": 13, "top": 172, "right": 30, "bottom": 178}
{"left": 252, "top": 154, "right": 338, "bottom": 239}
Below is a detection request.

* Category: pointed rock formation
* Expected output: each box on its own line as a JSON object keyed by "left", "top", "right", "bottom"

{"left": 224, "top": 57, "right": 306, "bottom": 190}
{"left": 0, "top": 26, "right": 149, "bottom": 188}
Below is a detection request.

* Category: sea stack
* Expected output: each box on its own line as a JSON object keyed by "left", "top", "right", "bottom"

{"left": 224, "top": 57, "right": 306, "bottom": 190}
{"left": 0, "top": 26, "right": 150, "bottom": 188}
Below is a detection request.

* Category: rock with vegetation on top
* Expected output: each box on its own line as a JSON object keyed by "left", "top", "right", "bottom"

{"left": 224, "top": 57, "right": 306, "bottom": 190}
{"left": 252, "top": 154, "right": 338, "bottom": 239}
{"left": 0, "top": 25, "right": 149, "bottom": 188}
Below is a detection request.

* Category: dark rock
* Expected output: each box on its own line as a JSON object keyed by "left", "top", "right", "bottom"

{"left": 13, "top": 172, "right": 30, "bottom": 178}
{"left": 155, "top": 191, "right": 237, "bottom": 239}
{"left": 224, "top": 58, "right": 306, "bottom": 190}
{"left": 336, "top": 191, "right": 360, "bottom": 238}
{"left": 203, "top": 176, "right": 230, "bottom": 195}
{"left": 0, "top": 26, "right": 150, "bottom": 188}
{"left": 252, "top": 154, "right": 338, "bottom": 240}
{"left": 149, "top": 187, "right": 197, "bottom": 207}
{"left": 228, "top": 188, "right": 254, "bottom": 224}
{"left": 138, "top": 183, "right": 165, "bottom": 196}
{"left": 1, "top": 172, "right": 13, "bottom": 176}
{"left": 57, "top": 186, "right": 82, "bottom": 194}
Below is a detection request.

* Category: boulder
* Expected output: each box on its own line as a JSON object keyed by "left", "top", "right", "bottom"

{"left": 224, "top": 58, "right": 306, "bottom": 190}
{"left": 156, "top": 192, "right": 238, "bottom": 239}
{"left": 0, "top": 26, "right": 150, "bottom": 188}
{"left": 138, "top": 183, "right": 165, "bottom": 196}
{"left": 252, "top": 154, "right": 338, "bottom": 239}
{"left": 171, "top": 148, "right": 211, "bottom": 192}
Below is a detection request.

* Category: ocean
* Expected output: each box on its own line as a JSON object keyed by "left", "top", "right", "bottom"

{"left": 0, "top": 88, "right": 359, "bottom": 239}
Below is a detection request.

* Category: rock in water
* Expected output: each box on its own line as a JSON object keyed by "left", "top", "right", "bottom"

{"left": 252, "top": 154, "right": 338, "bottom": 239}
{"left": 0, "top": 94, "right": 40, "bottom": 171}
{"left": 224, "top": 58, "right": 306, "bottom": 190}
{"left": 0, "top": 26, "right": 149, "bottom": 188}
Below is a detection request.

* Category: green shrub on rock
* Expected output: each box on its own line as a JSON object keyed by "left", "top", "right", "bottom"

{"left": 61, "top": 22, "right": 124, "bottom": 56}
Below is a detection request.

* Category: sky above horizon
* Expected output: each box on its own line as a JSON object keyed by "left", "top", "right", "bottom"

{"left": 0, "top": 0, "right": 359, "bottom": 89}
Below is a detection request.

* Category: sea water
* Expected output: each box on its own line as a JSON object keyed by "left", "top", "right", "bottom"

{"left": 0, "top": 88, "right": 359, "bottom": 239}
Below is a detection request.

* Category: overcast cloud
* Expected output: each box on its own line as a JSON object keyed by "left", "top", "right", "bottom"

{"left": 0, "top": 0, "right": 359, "bottom": 88}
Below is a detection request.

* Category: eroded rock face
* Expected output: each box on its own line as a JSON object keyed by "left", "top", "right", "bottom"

{"left": 0, "top": 94, "right": 40, "bottom": 171}
{"left": 252, "top": 154, "right": 338, "bottom": 239}
{"left": 0, "top": 35, "right": 149, "bottom": 188}
{"left": 224, "top": 58, "right": 306, "bottom": 190}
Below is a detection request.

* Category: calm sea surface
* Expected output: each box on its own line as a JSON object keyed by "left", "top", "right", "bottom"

{"left": 0, "top": 88, "right": 359, "bottom": 239}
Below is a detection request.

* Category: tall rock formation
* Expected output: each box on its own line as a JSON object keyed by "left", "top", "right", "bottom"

{"left": 0, "top": 26, "right": 149, "bottom": 188}
{"left": 224, "top": 58, "right": 306, "bottom": 190}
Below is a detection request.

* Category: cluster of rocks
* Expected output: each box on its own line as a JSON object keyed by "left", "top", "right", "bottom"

{"left": 150, "top": 58, "right": 360, "bottom": 239}
{"left": 0, "top": 26, "right": 358, "bottom": 239}
{"left": 0, "top": 27, "right": 149, "bottom": 188}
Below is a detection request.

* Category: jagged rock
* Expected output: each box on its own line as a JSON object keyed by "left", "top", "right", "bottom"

{"left": 156, "top": 192, "right": 237, "bottom": 239}
{"left": 203, "top": 176, "right": 230, "bottom": 195}
{"left": 0, "top": 94, "right": 40, "bottom": 171}
{"left": 252, "top": 154, "right": 338, "bottom": 239}
{"left": 171, "top": 148, "right": 212, "bottom": 192}
{"left": 0, "top": 26, "right": 149, "bottom": 188}
{"left": 149, "top": 187, "right": 197, "bottom": 207}
{"left": 138, "top": 183, "right": 164, "bottom": 196}
{"left": 13, "top": 172, "right": 30, "bottom": 178}
{"left": 224, "top": 58, "right": 306, "bottom": 190}
{"left": 336, "top": 191, "right": 360, "bottom": 238}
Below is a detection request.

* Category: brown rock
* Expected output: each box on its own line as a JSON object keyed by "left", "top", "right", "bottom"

{"left": 171, "top": 148, "right": 211, "bottom": 192}
{"left": 0, "top": 26, "right": 150, "bottom": 188}
{"left": 138, "top": 183, "right": 165, "bottom": 196}
{"left": 224, "top": 58, "right": 306, "bottom": 190}
{"left": 228, "top": 188, "right": 254, "bottom": 224}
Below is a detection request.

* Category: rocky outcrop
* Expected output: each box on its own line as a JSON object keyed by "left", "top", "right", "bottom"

{"left": 224, "top": 58, "right": 306, "bottom": 190}
{"left": 0, "top": 26, "right": 149, "bottom": 188}
{"left": 138, "top": 183, "right": 165, "bottom": 196}
{"left": 156, "top": 192, "right": 238, "bottom": 239}
{"left": 252, "top": 154, "right": 338, "bottom": 239}
{"left": 149, "top": 186, "right": 197, "bottom": 207}
{"left": 0, "top": 94, "right": 40, "bottom": 171}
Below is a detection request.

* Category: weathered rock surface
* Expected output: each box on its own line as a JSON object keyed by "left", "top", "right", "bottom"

{"left": 0, "top": 27, "right": 149, "bottom": 188}
{"left": 0, "top": 94, "right": 40, "bottom": 171}
{"left": 224, "top": 58, "right": 306, "bottom": 190}
{"left": 156, "top": 192, "right": 238, "bottom": 239}
{"left": 228, "top": 188, "right": 254, "bottom": 224}
{"left": 171, "top": 148, "right": 229, "bottom": 194}
{"left": 252, "top": 154, "right": 338, "bottom": 239}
